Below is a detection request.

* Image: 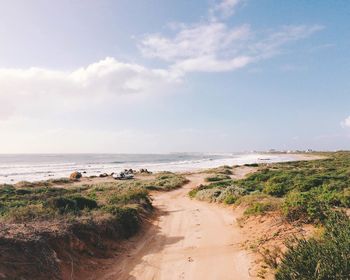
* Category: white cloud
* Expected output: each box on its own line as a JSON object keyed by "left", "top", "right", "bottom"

{"left": 341, "top": 116, "right": 350, "bottom": 128}
{"left": 0, "top": 57, "right": 179, "bottom": 119}
{"left": 139, "top": 1, "right": 322, "bottom": 73}
{"left": 0, "top": 1, "right": 323, "bottom": 122}
{"left": 251, "top": 25, "right": 324, "bottom": 58}
{"left": 141, "top": 23, "right": 250, "bottom": 62}
{"left": 210, "top": 0, "right": 243, "bottom": 20}
{"left": 0, "top": 0, "right": 326, "bottom": 153}
{"left": 173, "top": 55, "right": 253, "bottom": 72}
{"left": 140, "top": 22, "right": 322, "bottom": 73}
{"left": 0, "top": 57, "right": 177, "bottom": 98}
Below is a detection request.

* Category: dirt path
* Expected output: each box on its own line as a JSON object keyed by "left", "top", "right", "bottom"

{"left": 92, "top": 171, "right": 254, "bottom": 280}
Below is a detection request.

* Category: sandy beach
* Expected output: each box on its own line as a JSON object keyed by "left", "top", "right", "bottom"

{"left": 0, "top": 153, "right": 333, "bottom": 280}
{"left": 75, "top": 154, "right": 322, "bottom": 280}
{"left": 0, "top": 152, "right": 317, "bottom": 184}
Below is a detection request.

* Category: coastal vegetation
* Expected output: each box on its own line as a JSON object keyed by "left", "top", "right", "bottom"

{"left": 0, "top": 172, "right": 187, "bottom": 223}
{"left": 0, "top": 172, "right": 188, "bottom": 279}
{"left": 190, "top": 152, "right": 350, "bottom": 279}
{"left": 191, "top": 152, "right": 350, "bottom": 221}
{"left": 143, "top": 172, "right": 189, "bottom": 191}
{"left": 276, "top": 212, "right": 350, "bottom": 280}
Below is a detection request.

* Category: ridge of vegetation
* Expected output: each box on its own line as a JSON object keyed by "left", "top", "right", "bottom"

{"left": 0, "top": 172, "right": 188, "bottom": 279}
{"left": 190, "top": 152, "right": 350, "bottom": 222}
{"left": 189, "top": 152, "right": 350, "bottom": 279}
{"left": 0, "top": 172, "right": 187, "bottom": 223}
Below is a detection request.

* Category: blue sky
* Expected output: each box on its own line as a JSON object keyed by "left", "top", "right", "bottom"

{"left": 0, "top": 0, "right": 349, "bottom": 153}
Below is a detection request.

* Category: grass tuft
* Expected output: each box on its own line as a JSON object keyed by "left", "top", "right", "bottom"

{"left": 276, "top": 212, "right": 350, "bottom": 280}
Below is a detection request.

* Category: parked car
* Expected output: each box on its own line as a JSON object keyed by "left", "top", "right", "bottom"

{"left": 113, "top": 172, "right": 134, "bottom": 180}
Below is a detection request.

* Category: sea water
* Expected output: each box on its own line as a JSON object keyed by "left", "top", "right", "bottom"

{"left": 0, "top": 153, "right": 297, "bottom": 183}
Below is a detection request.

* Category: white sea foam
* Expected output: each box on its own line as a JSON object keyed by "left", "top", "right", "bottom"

{"left": 0, "top": 153, "right": 299, "bottom": 183}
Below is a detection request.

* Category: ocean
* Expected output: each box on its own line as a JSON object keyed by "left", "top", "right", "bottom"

{"left": 0, "top": 153, "right": 298, "bottom": 183}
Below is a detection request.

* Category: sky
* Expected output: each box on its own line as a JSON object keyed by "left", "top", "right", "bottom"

{"left": 0, "top": 0, "right": 349, "bottom": 153}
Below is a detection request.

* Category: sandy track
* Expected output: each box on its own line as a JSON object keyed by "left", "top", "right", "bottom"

{"left": 94, "top": 173, "right": 253, "bottom": 280}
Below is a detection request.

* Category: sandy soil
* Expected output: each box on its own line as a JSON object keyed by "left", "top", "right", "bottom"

{"left": 239, "top": 212, "right": 314, "bottom": 280}
{"left": 79, "top": 155, "right": 324, "bottom": 279}
{"left": 91, "top": 172, "right": 254, "bottom": 280}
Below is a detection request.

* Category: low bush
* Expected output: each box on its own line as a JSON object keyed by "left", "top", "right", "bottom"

{"left": 45, "top": 195, "right": 97, "bottom": 214}
{"left": 69, "top": 195, "right": 98, "bottom": 210}
{"left": 0, "top": 185, "right": 16, "bottom": 196}
{"left": 48, "top": 178, "right": 72, "bottom": 184}
{"left": 15, "top": 180, "right": 53, "bottom": 188}
{"left": 195, "top": 188, "right": 222, "bottom": 202}
{"left": 145, "top": 172, "right": 188, "bottom": 191}
{"left": 205, "top": 165, "right": 233, "bottom": 175}
{"left": 4, "top": 204, "right": 55, "bottom": 222}
{"left": 282, "top": 191, "right": 330, "bottom": 223}
{"left": 114, "top": 207, "right": 141, "bottom": 238}
{"left": 244, "top": 163, "right": 259, "bottom": 167}
{"left": 263, "top": 173, "right": 294, "bottom": 196}
{"left": 189, "top": 182, "right": 244, "bottom": 203}
{"left": 244, "top": 202, "right": 275, "bottom": 216}
{"left": 276, "top": 212, "right": 350, "bottom": 280}
{"left": 234, "top": 193, "right": 282, "bottom": 216}
{"left": 45, "top": 197, "right": 77, "bottom": 213}
{"left": 223, "top": 194, "right": 237, "bottom": 204}
{"left": 188, "top": 188, "right": 200, "bottom": 198}
{"left": 108, "top": 188, "right": 148, "bottom": 205}
{"left": 0, "top": 171, "right": 186, "bottom": 222}
{"left": 205, "top": 174, "right": 231, "bottom": 182}
{"left": 188, "top": 184, "right": 206, "bottom": 198}
{"left": 234, "top": 152, "right": 350, "bottom": 222}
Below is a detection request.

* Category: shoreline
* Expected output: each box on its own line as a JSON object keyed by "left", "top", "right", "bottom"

{"left": 0, "top": 153, "right": 322, "bottom": 185}
{"left": 0, "top": 152, "right": 341, "bottom": 280}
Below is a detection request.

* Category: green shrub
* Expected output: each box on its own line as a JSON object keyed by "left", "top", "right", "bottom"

{"left": 69, "top": 195, "right": 98, "bottom": 210}
{"left": 49, "top": 178, "right": 72, "bottom": 184}
{"left": 45, "top": 195, "right": 97, "bottom": 213}
{"left": 189, "top": 183, "right": 243, "bottom": 203}
{"left": 295, "top": 176, "right": 324, "bottom": 192}
{"left": 206, "top": 180, "right": 235, "bottom": 188}
{"left": 116, "top": 207, "right": 141, "bottom": 238}
{"left": 188, "top": 188, "right": 199, "bottom": 198}
{"left": 219, "top": 168, "right": 233, "bottom": 175}
{"left": 276, "top": 212, "right": 350, "bottom": 280}
{"left": 108, "top": 188, "right": 148, "bottom": 205}
{"left": 195, "top": 188, "right": 222, "bottom": 202}
{"left": 263, "top": 174, "right": 293, "bottom": 197}
{"left": 216, "top": 185, "right": 246, "bottom": 204}
{"left": 4, "top": 204, "right": 55, "bottom": 222}
{"left": 264, "top": 183, "right": 289, "bottom": 197}
{"left": 0, "top": 173, "right": 160, "bottom": 224}
{"left": 188, "top": 184, "right": 211, "bottom": 198}
{"left": 204, "top": 165, "right": 233, "bottom": 175}
{"left": 45, "top": 197, "right": 78, "bottom": 213}
{"left": 0, "top": 185, "right": 15, "bottom": 196}
{"left": 15, "top": 189, "right": 32, "bottom": 195}
{"left": 244, "top": 202, "right": 274, "bottom": 216}
{"left": 15, "top": 181, "right": 51, "bottom": 188}
{"left": 340, "top": 188, "right": 350, "bottom": 207}
{"left": 205, "top": 174, "right": 231, "bottom": 182}
{"left": 224, "top": 194, "right": 237, "bottom": 204}
{"left": 235, "top": 152, "right": 350, "bottom": 223}
{"left": 145, "top": 172, "right": 188, "bottom": 191}
{"left": 103, "top": 206, "right": 141, "bottom": 238}
{"left": 283, "top": 191, "right": 329, "bottom": 223}
{"left": 244, "top": 163, "right": 259, "bottom": 167}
